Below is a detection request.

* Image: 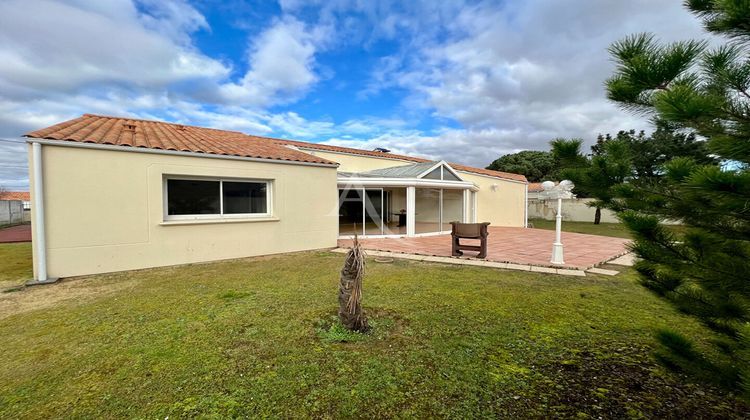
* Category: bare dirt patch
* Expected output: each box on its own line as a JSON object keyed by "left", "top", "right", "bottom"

{"left": 0, "top": 276, "right": 140, "bottom": 320}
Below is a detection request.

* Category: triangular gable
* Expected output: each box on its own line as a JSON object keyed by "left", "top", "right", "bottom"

{"left": 416, "top": 161, "right": 464, "bottom": 182}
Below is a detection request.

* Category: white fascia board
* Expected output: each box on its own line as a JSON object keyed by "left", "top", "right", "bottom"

{"left": 23, "top": 138, "right": 339, "bottom": 169}
{"left": 454, "top": 169, "right": 528, "bottom": 185}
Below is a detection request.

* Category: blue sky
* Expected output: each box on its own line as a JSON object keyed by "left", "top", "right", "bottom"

{"left": 0, "top": 0, "right": 712, "bottom": 189}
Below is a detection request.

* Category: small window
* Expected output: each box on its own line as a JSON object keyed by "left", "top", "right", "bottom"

{"left": 165, "top": 177, "right": 271, "bottom": 220}
{"left": 422, "top": 164, "right": 462, "bottom": 181}
{"left": 443, "top": 169, "right": 461, "bottom": 181}
{"left": 424, "top": 167, "right": 442, "bottom": 179}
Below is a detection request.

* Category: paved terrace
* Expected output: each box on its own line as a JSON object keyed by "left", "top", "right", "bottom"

{"left": 338, "top": 226, "right": 630, "bottom": 271}
{"left": 0, "top": 224, "right": 31, "bottom": 243}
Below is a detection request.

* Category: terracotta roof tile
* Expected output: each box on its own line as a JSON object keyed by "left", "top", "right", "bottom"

{"left": 24, "top": 114, "right": 527, "bottom": 182}
{"left": 24, "top": 114, "right": 337, "bottom": 166}
{"left": 528, "top": 182, "right": 544, "bottom": 192}
{"left": 0, "top": 191, "right": 30, "bottom": 201}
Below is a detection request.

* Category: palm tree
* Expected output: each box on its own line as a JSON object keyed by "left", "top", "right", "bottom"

{"left": 338, "top": 235, "right": 369, "bottom": 332}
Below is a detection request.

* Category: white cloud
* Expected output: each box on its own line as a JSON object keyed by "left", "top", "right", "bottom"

{"left": 0, "top": 0, "right": 726, "bottom": 188}
{"left": 0, "top": 0, "right": 228, "bottom": 98}
{"left": 333, "top": 0, "right": 717, "bottom": 167}
{"left": 218, "top": 17, "right": 328, "bottom": 106}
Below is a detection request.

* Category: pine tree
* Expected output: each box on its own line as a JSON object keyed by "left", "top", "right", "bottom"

{"left": 561, "top": 139, "right": 633, "bottom": 224}
{"left": 604, "top": 0, "right": 750, "bottom": 396}
{"left": 486, "top": 150, "right": 555, "bottom": 182}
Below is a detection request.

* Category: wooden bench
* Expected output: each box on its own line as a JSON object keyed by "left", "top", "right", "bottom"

{"left": 450, "top": 222, "right": 490, "bottom": 259}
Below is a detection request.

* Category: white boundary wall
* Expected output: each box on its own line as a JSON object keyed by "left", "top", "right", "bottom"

{"left": 528, "top": 197, "right": 619, "bottom": 223}
{"left": 0, "top": 200, "right": 24, "bottom": 225}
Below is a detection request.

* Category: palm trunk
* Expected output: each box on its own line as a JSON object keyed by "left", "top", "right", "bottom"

{"left": 339, "top": 235, "right": 369, "bottom": 332}
{"left": 594, "top": 207, "right": 601, "bottom": 225}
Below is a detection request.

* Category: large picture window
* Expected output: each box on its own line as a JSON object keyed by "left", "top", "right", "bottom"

{"left": 165, "top": 177, "right": 271, "bottom": 220}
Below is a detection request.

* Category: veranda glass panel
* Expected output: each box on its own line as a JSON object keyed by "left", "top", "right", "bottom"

{"left": 338, "top": 189, "right": 363, "bottom": 235}
{"left": 364, "top": 189, "right": 384, "bottom": 235}
{"left": 442, "top": 189, "right": 464, "bottom": 230}
{"left": 415, "top": 188, "right": 441, "bottom": 234}
{"left": 423, "top": 167, "right": 441, "bottom": 179}
{"left": 443, "top": 170, "right": 461, "bottom": 181}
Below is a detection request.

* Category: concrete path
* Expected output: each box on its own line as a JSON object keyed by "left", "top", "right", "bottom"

{"left": 0, "top": 224, "right": 31, "bottom": 243}
{"left": 332, "top": 248, "right": 588, "bottom": 276}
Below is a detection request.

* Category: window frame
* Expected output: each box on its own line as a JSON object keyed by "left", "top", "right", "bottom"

{"left": 163, "top": 175, "right": 273, "bottom": 221}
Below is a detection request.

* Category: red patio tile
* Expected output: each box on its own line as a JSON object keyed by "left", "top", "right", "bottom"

{"left": 338, "top": 227, "right": 630, "bottom": 270}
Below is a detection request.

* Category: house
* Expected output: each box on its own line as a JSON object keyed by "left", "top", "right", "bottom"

{"left": 22, "top": 114, "right": 527, "bottom": 281}
{"left": 0, "top": 191, "right": 31, "bottom": 210}
{"left": 526, "top": 182, "right": 545, "bottom": 200}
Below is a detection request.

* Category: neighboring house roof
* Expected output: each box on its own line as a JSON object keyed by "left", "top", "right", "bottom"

{"left": 0, "top": 191, "right": 30, "bottom": 201}
{"left": 528, "top": 182, "right": 544, "bottom": 192}
{"left": 24, "top": 114, "right": 337, "bottom": 166}
{"left": 24, "top": 114, "right": 527, "bottom": 182}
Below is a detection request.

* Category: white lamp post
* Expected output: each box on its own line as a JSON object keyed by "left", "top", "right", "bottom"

{"left": 540, "top": 180, "right": 575, "bottom": 265}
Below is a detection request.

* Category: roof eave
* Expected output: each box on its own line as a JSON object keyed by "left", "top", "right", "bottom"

{"left": 23, "top": 138, "right": 340, "bottom": 168}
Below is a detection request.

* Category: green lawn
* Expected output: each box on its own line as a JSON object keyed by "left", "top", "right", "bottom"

{"left": 529, "top": 219, "right": 633, "bottom": 238}
{"left": 0, "top": 245, "right": 745, "bottom": 418}
{"left": 0, "top": 241, "right": 32, "bottom": 289}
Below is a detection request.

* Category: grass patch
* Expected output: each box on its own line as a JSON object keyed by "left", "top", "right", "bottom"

{"left": 0, "top": 242, "right": 32, "bottom": 289}
{"left": 217, "top": 289, "right": 255, "bottom": 300}
{"left": 0, "top": 251, "right": 746, "bottom": 417}
{"left": 317, "top": 319, "right": 370, "bottom": 343}
{"left": 530, "top": 219, "right": 633, "bottom": 238}
{"left": 315, "top": 312, "right": 400, "bottom": 343}
{"left": 530, "top": 218, "right": 688, "bottom": 239}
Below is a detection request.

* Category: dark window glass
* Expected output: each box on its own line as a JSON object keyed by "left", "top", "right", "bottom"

{"left": 443, "top": 169, "right": 461, "bottom": 181}
{"left": 223, "top": 181, "right": 267, "bottom": 214}
{"left": 167, "top": 179, "right": 220, "bottom": 215}
{"left": 424, "top": 167, "right": 442, "bottom": 179}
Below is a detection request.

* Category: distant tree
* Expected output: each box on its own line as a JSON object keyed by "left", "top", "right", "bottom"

{"left": 603, "top": 0, "right": 750, "bottom": 396}
{"left": 594, "top": 123, "right": 715, "bottom": 179}
{"left": 486, "top": 150, "right": 554, "bottom": 182}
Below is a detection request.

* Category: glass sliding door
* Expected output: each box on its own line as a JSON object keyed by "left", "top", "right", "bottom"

{"left": 415, "top": 188, "right": 441, "bottom": 234}
{"left": 364, "top": 189, "right": 384, "bottom": 235}
{"left": 338, "top": 188, "right": 385, "bottom": 236}
{"left": 414, "top": 187, "right": 466, "bottom": 234}
{"left": 339, "top": 187, "right": 467, "bottom": 236}
{"left": 442, "top": 189, "right": 464, "bottom": 230}
{"left": 338, "top": 188, "right": 364, "bottom": 235}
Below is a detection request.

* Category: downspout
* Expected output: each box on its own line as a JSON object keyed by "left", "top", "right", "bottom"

{"left": 524, "top": 183, "right": 529, "bottom": 228}
{"left": 32, "top": 141, "right": 48, "bottom": 281}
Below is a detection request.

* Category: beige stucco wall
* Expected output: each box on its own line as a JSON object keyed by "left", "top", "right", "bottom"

{"left": 459, "top": 172, "right": 527, "bottom": 227}
{"left": 299, "top": 149, "right": 413, "bottom": 173}
{"left": 308, "top": 149, "right": 528, "bottom": 228}
{"left": 30, "top": 144, "right": 339, "bottom": 278}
